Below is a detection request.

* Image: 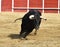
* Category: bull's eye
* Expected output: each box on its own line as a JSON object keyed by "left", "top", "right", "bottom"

{"left": 29, "top": 15, "right": 35, "bottom": 20}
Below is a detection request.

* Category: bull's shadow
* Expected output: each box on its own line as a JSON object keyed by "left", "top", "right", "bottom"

{"left": 8, "top": 34, "right": 20, "bottom": 39}
{"left": 8, "top": 33, "right": 35, "bottom": 39}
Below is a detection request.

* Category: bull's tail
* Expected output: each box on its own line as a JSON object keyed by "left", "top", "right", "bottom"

{"left": 14, "top": 18, "right": 22, "bottom": 23}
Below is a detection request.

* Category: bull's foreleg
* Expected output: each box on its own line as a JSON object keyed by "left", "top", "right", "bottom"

{"left": 34, "top": 28, "right": 39, "bottom": 35}
{"left": 34, "top": 29, "right": 37, "bottom": 35}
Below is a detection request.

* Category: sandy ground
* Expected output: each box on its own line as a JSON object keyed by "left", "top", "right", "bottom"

{"left": 0, "top": 12, "right": 60, "bottom": 47}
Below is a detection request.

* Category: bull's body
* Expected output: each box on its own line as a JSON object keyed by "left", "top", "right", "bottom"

{"left": 19, "top": 9, "right": 42, "bottom": 39}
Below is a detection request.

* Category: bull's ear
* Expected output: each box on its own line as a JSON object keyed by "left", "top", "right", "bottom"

{"left": 29, "top": 15, "right": 35, "bottom": 20}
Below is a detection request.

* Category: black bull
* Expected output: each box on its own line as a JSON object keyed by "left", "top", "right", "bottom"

{"left": 14, "top": 9, "right": 47, "bottom": 39}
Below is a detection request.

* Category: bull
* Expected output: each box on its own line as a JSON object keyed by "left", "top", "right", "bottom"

{"left": 14, "top": 9, "right": 47, "bottom": 40}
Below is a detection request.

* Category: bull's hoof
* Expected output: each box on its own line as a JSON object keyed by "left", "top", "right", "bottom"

{"left": 34, "top": 33, "right": 37, "bottom": 35}
{"left": 20, "top": 38, "right": 28, "bottom": 40}
{"left": 19, "top": 36, "right": 28, "bottom": 40}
